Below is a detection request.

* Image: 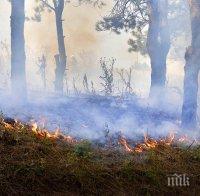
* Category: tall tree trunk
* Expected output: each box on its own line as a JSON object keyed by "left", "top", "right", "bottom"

{"left": 182, "top": 0, "right": 200, "bottom": 129}
{"left": 54, "top": 0, "right": 67, "bottom": 94}
{"left": 11, "top": 0, "right": 27, "bottom": 101}
{"left": 147, "top": 0, "right": 170, "bottom": 98}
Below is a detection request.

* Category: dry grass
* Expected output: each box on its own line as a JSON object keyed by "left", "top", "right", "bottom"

{"left": 0, "top": 117, "right": 199, "bottom": 195}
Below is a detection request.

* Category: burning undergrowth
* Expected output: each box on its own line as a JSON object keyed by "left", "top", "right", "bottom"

{"left": 2, "top": 115, "right": 198, "bottom": 153}
{"left": 0, "top": 115, "right": 200, "bottom": 195}
{"left": 0, "top": 95, "right": 200, "bottom": 194}
{"left": 0, "top": 94, "right": 199, "bottom": 151}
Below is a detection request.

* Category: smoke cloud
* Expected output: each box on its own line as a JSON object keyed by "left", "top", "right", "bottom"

{"left": 0, "top": 0, "right": 199, "bottom": 141}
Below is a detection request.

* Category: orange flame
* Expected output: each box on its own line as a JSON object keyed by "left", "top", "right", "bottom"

{"left": 119, "top": 132, "right": 176, "bottom": 153}
{"left": 118, "top": 137, "right": 133, "bottom": 152}
{"left": 30, "top": 121, "right": 75, "bottom": 143}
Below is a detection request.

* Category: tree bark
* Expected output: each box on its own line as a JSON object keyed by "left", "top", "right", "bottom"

{"left": 11, "top": 0, "right": 27, "bottom": 101}
{"left": 54, "top": 0, "right": 67, "bottom": 94}
{"left": 181, "top": 0, "right": 200, "bottom": 129}
{"left": 147, "top": 0, "right": 170, "bottom": 98}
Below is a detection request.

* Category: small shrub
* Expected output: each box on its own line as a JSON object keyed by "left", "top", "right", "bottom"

{"left": 74, "top": 140, "right": 92, "bottom": 157}
{"left": 99, "top": 57, "right": 115, "bottom": 96}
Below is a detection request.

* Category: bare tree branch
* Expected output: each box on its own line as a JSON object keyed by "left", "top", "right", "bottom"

{"left": 41, "top": 0, "right": 56, "bottom": 11}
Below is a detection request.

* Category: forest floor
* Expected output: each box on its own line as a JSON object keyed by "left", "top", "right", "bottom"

{"left": 0, "top": 93, "right": 199, "bottom": 195}
{"left": 0, "top": 116, "right": 200, "bottom": 195}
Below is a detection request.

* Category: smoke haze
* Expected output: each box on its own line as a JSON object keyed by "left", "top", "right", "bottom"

{"left": 0, "top": 0, "right": 198, "bottom": 141}
{"left": 0, "top": 0, "right": 190, "bottom": 95}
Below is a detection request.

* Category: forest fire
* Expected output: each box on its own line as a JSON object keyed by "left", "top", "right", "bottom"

{"left": 2, "top": 117, "right": 197, "bottom": 154}
{"left": 2, "top": 118, "right": 75, "bottom": 144}
{"left": 28, "top": 119, "right": 196, "bottom": 154}
{"left": 1, "top": 0, "right": 200, "bottom": 194}
{"left": 118, "top": 132, "right": 192, "bottom": 153}
{"left": 30, "top": 121, "right": 75, "bottom": 143}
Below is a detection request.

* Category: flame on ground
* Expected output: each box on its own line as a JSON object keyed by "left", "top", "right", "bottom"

{"left": 119, "top": 132, "right": 177, "bottom": 153}
{"left": 24, "top": 120, "right": 75, "bottom": 143}
{"left": 2, "top": 118, "right": 197, "bottom": 153}
{"left": 26, "top": 120, "right": 179, "bottom": 151}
